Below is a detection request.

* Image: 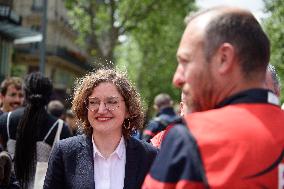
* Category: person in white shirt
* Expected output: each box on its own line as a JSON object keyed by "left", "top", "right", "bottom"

{"left": 44, "top": 69, "right": 158, "bottom": 189}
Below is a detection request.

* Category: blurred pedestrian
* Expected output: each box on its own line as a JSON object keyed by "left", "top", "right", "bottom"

{"left": 65, "top": 109, "right": 81, "bottom": 136}
{"left": 47, "top": 100, "right": 66, "bottom": 120}
{"left": 150, "top": 92, "right": 191, "bottom": 148}
{"left": 143, "top": 7, "right": 284, "bottom": 188}
{"left": 0, "top": 72, "right": 71, "bottom": 189}
{"left": 0, "top": 77, "right": 24, "bottom": 115}
{"left": 44, "top": 69, "right": 158, "bottom": 189}
{"left": 142, "top": 93, "right": 178, "bottom": 142}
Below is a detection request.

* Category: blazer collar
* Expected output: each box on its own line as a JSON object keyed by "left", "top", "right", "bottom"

{"left": 77, "top": 135, "right": 95, "bottom": 189}
{"left": 124, "top": 137, "right": 140, "bottom": 189}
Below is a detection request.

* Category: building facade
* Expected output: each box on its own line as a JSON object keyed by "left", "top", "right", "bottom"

{"left": 0, "top": 0, "right": 42, "bottom": 81}
{"left": 12, "top": 0, "right": 93, "bottom": 103}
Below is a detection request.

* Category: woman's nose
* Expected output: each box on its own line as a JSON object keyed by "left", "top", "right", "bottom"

{"left": 97, "top": 102, "right": 107, "bottom": 113}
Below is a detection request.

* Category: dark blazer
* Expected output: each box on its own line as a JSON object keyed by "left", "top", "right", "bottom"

{"left": 44, "top": 134, "right": 158, "bottom": 189}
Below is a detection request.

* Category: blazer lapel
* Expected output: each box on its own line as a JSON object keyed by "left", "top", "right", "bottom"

{"left": 76, "top": 135, "right": 95, "bottom": 189}
{"left": 124, "top": 137, "right": 140, "bottom": 189}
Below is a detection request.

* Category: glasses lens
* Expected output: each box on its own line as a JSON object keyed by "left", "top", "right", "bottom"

{"left": 105, "top": 97, "right": 119, "bottom": 111}
{"left": 87, "top": 98, "right": 100, "bottom": 111}
{"left": 87, "top": 97, "right": 120, "bottom": 111}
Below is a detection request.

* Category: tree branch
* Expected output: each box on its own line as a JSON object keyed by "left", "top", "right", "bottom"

{"left": 88, "top": 0, "right": 104, "bottom": 59}
{"left": 119, "top": 0, "right": 160, "bottom": 34}
{"left": 109, "top": 0, "right": 119, "bottom": 46}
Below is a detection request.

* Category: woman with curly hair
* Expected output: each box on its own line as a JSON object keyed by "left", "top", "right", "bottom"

{"left": 44, "top": 69, "right": 158, "bottom": 189}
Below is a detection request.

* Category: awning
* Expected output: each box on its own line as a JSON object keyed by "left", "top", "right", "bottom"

{"left": 0, "top": 21, "right": 42, "bottom": 44}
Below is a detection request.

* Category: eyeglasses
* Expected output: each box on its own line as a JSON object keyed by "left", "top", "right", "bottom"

{"left": 85, "top": 96, "right": 124, "bottom": 112}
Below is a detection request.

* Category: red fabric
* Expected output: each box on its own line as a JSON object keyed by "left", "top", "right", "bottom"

{"left": 186, "top": 104, "right": 284, "bottom": 188}
{"left": 143, "top": 129, "right": 156, "bottom": 137}
{"left": 151, "top": 124, "right": 175, "bottom": 148}
{"left": 143, "top": 175, "right": 205, "bottom": 189}
{"left": 150, "top": 131, "right": 165, "bottom": 148}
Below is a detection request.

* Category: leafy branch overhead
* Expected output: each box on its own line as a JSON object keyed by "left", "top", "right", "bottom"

{"left": 65, "top": 0, "right": 196, "bottom": 116}
{"left": 65, "top": 0, "right": 163, "bottom": 64}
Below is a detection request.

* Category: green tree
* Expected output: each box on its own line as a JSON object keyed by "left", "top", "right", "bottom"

{"left": 263, "top": 0, "right": 284, "bottom": 100}
{"left": 117, "top": 1, "right": 195, "bottom": 116}
{"left": 65, "top": 0, "right": 165, "bottom": 65}
{"left": 66, "top": 0, "right": 196, "bottom": 116}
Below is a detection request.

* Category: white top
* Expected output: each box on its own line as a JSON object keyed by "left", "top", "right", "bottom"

{"left": 92, "top": 136, "right": 126, "bottom": 189}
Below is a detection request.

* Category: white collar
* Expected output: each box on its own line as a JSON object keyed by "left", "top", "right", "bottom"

{"left": 92, "top": 136, "right": 125, "bottom": 159}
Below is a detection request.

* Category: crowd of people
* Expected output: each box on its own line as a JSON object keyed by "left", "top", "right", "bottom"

{"left": 0, "top": 6, "right": 283, "bottom": 189}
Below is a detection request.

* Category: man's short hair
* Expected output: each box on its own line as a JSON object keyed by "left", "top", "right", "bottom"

{"left": 205, "top": 10, "right": 270, "bottom": 79}
{"left": 47, "top": 100, "right": 65, "bottom": 118}
{"left": 154, "top": 93, "right": 173, "bottom": 109}
{"left": 0, "top": 77, "right": 23, "bottom": 95}
{"left": 186, "top": 8, "right": 270, "bottom": 79}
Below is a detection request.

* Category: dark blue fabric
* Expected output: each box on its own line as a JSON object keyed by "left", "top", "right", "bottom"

{"left": 0, "top": 107, "right": 71, "bottom": 147}
{"left": 43, "top": 135, "right": 158, "bottom": 189}
{"left": 156, "top": 107, "right": 176, "bottom": 117}
{"left": 150, "top": 124, "right": 208, "bottom": 186}
{"left": 143, "top": 107, "right": 178, "bottom": 142}
{"left": 215, "top": 88, "right": 278, "bottom": 108}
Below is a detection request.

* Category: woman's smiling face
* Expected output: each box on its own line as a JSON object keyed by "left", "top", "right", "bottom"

{"left": 87, "top": 82, "right": 129, "bottom": 136}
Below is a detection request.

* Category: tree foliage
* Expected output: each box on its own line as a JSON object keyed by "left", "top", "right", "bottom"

{"left": 263, "top": 0, "right": 284, "bottom": 100}
{"left": 65, "top": 0, "right": 168, "bottom": 65}
{"left": 65, "top": 0, "right": 196, "bottom": 115}
{"left": 116, "top": 1, "right": 195, "bottom": 116}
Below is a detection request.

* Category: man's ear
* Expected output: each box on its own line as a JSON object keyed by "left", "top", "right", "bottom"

{"left": 216, "top": 43, "right": 236, "bottom": 74}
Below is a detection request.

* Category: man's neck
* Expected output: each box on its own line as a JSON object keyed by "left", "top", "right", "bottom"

{"left": 211, "top": 78, "right": 265, "bottom": 111}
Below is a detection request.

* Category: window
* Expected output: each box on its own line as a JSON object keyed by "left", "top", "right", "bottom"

{"left": 32, "top": 0, "right": 43, "bottom": 11}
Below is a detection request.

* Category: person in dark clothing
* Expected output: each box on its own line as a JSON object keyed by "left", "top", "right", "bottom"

{"left": 0, "top": 72, "right": 71, "bottom": 189}
{"left": 47, "top": 100, "right": 66, "bottom": 120}
{"left": 142, "top": 93, "right": 178, "bottom": 142}
{"left": 65, "top": 109, "right": 82, "bottom": 136}
{"left": 150, "top": 92, "right": 192, "bottom": 148}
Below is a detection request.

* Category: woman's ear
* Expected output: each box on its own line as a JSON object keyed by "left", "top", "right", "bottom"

{"left": 125, "top": 110, "right": 130, "bottom": 119}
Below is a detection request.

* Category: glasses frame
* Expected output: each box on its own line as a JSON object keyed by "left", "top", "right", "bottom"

{"left": 85, "top": 96, "right": 124, "bottom": 112}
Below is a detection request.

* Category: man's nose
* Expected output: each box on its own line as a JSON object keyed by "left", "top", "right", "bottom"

{"left": 15, "top": 95, "right": 23, "bottom": 103}
{"left": 172, "top": 65, "right": 185, "bottom": 88}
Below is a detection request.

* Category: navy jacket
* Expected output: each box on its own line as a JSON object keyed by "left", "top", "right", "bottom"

{"left": 44, "top": 134, "right": 158, "bottom": 189}
{"left": 143, "top": 107, "right": 178, "bottom": 142}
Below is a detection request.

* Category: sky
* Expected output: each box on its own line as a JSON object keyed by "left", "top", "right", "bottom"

{"left": 196, "top": 0, "right": 267, "bottom": 21}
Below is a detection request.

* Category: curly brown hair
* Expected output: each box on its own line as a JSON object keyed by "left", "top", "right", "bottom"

{"left": 71, "top": 69, "right": 144, "bottom": 138}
